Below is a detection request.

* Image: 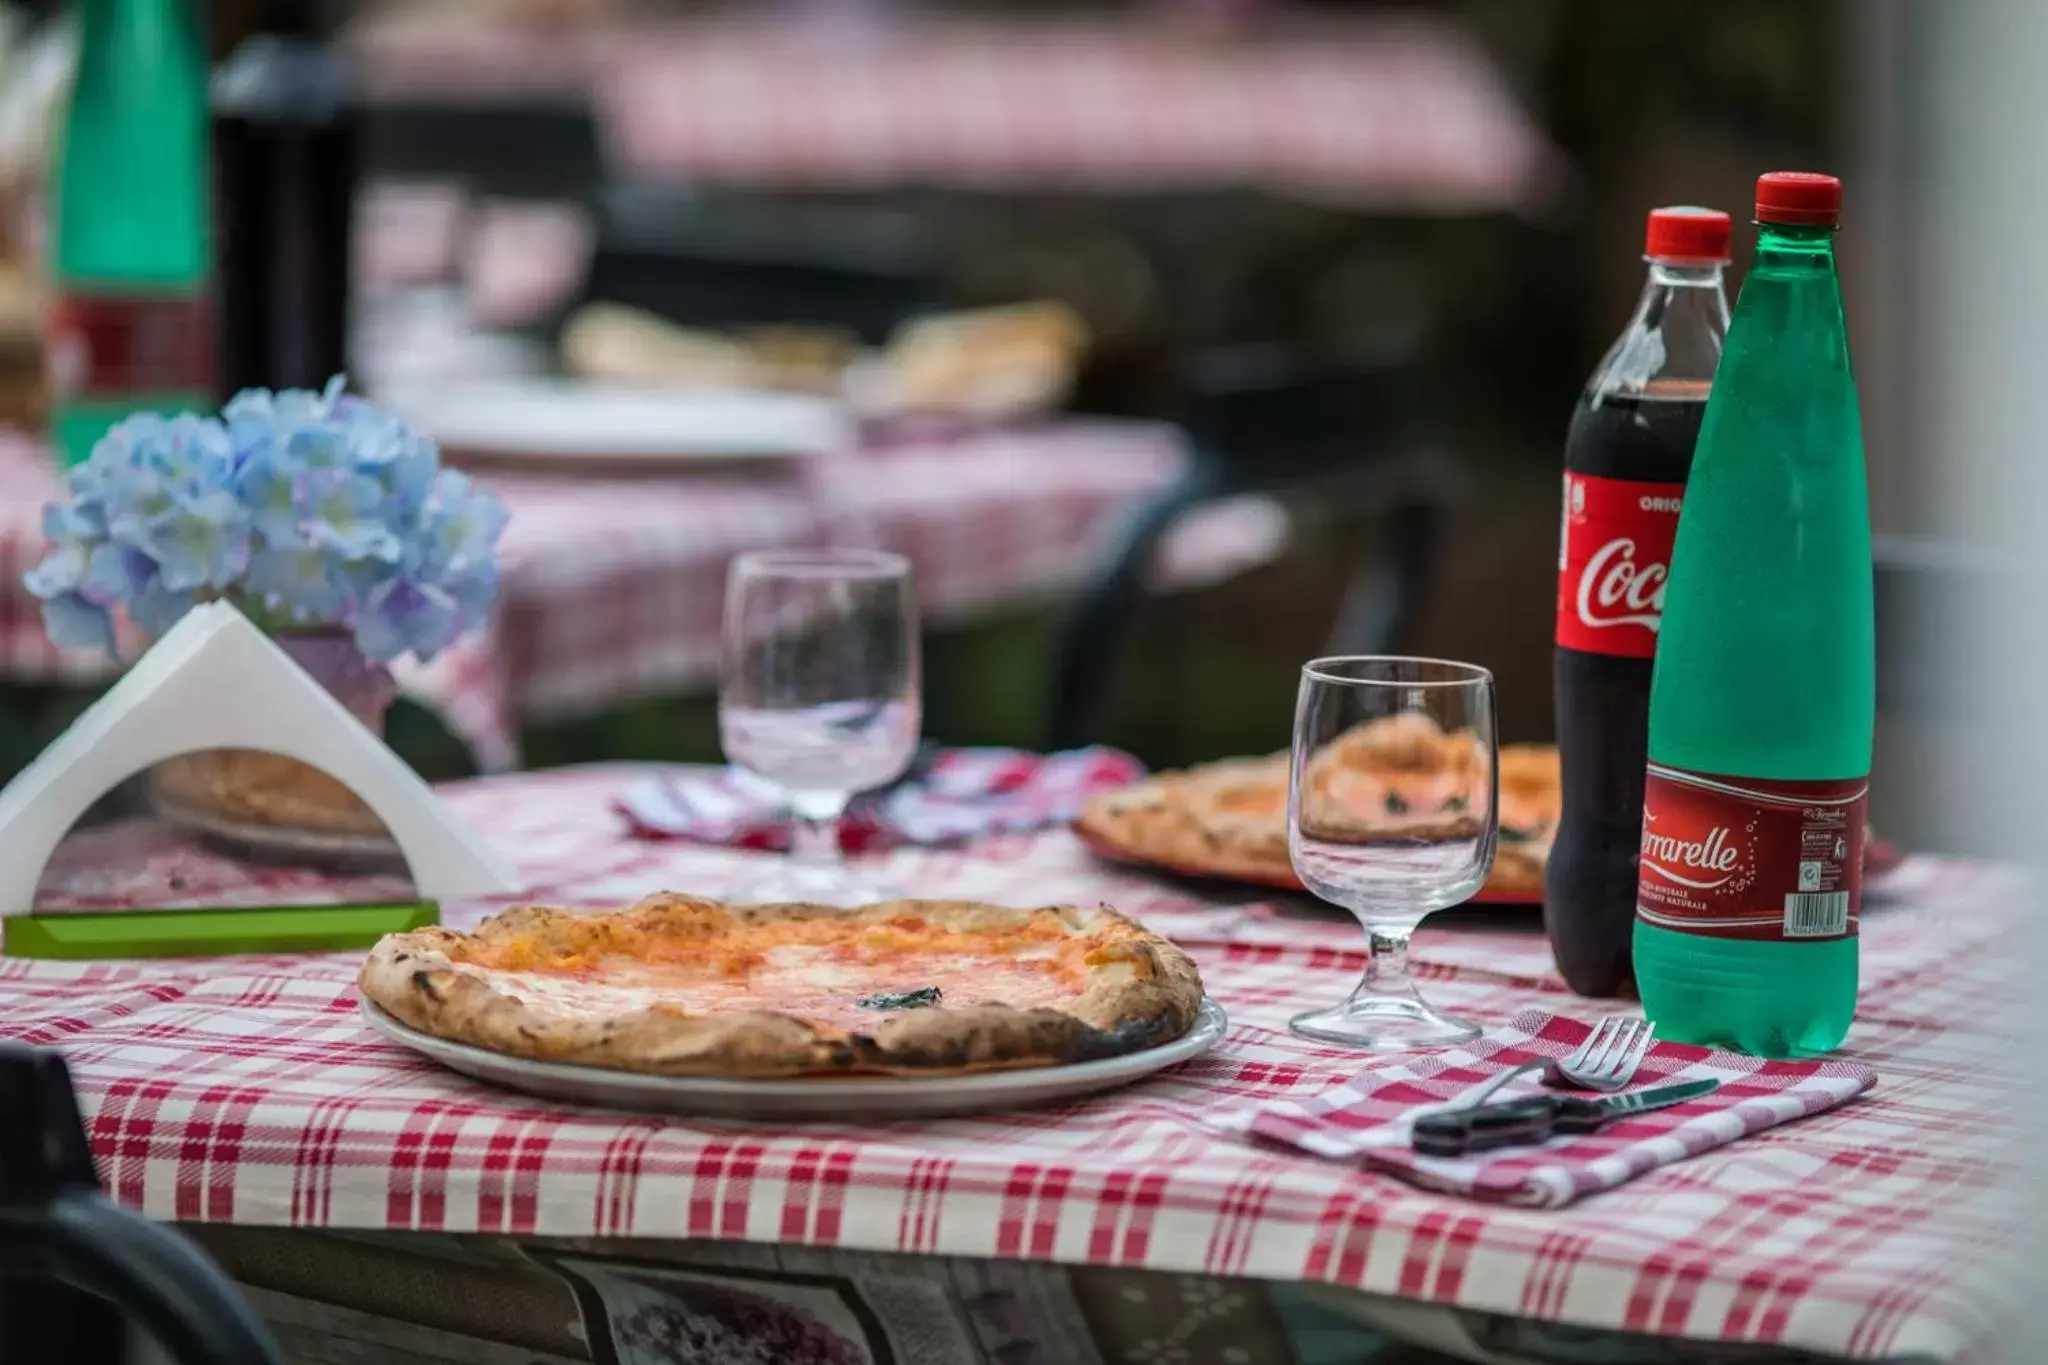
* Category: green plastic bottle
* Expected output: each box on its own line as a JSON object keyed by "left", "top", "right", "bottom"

{"left": 47, "top": 0, "right": 213, "bottom": 467}
{"left": 1632, "top": 172, "right": 1873, "bottom": 1057}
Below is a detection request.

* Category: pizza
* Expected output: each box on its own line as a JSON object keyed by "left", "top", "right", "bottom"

{"left": 359, "top": 895, "right": 1204, "bottom": 1079}
{"left": 1075, "top": 716, "right": 1562, "bottom": 899}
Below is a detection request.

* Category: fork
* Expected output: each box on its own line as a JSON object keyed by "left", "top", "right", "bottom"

{"left": 1453, "top": 1016, "right": 1657, "bottom": 1111}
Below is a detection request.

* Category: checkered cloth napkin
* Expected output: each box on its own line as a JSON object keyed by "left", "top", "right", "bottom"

{"left": 1217, "top": 1010, "right": 1877, "bottom": 1208}
{"left": 617, "top": 747, "right": 1144, "bottom": 850}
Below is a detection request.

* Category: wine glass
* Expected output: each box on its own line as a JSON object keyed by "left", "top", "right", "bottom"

{"left": 1287, "top": 656, "right": 1498, "bottom": 1050}
{"left": 719, "top": 549, "right": 921, "bottom": 905}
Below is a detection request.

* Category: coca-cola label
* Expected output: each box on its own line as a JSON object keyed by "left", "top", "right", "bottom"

{"left": 1636, "top": 764, "right": 1868, "bottom": 942}
{"left": 1555, "top": 472, "right": 1685, "bottom": 658}
{"left": 46, "top": 293, "right": 213, "bottom": 400}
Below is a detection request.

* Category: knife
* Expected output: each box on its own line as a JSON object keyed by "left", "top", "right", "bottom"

{"left": 1409, "top": 1078, "right": 1721, "bottom": 1157}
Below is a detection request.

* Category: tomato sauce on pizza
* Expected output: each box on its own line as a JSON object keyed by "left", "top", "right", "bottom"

{"left": 459, "top": 911, "right": 1095, "bottom": 1037}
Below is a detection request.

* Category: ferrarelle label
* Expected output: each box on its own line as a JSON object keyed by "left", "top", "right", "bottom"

{"left": 1636, "top": 764, "right": 1868, "bottom": 942}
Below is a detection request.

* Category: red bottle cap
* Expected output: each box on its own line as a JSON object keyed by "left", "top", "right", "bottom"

{"left": 1755, "top": 172, "right": 1842, "bottom": 227}
{"left": 1644, "top": 206, "right": 1733, "bottom": 263}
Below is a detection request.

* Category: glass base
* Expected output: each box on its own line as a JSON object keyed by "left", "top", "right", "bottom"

{"left": 727, "top": 861, "right": 893, "bottom": 908}
{"left": 1289, "top": 996, "right": 1480, "bottom": 1052}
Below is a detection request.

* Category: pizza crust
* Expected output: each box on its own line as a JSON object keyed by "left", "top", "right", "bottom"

{"left": 360, "top": 895, "right": 1205, "bottom": 1079}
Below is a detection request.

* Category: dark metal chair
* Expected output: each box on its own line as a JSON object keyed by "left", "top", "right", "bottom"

{"left": 0, "top": 1046, "right": 281, "bottom": 1365}
{"left": 569, "top": 182, "right": 942, "bottom": 344}
{"left": 360, "top": 100, "right": 604, "bottom": 203}
{"left": 1045, "top": 344, "right": 1452, "bottom": 751}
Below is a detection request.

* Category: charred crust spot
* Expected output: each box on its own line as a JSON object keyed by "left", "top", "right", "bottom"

{"left": 1068, "top": 1018, "right": 1163, "bottom": 1062}
{"left": 411, "top": 970, "right": 441, "bottom": 999}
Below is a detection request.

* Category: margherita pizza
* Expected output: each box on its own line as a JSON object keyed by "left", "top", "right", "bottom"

{"left": 359, "top": 895, "right": 1204, "bottom": 1079}
{"left": 1076, "top": 717, "right": 1562, "bottom": 899}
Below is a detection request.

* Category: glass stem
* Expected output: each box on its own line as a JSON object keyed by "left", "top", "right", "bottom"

{"left": 787, "top": 791, "right": 849, "bottom": 867}
{"left": 1349, "top": 925, "right": 1422, "bottom": 1004}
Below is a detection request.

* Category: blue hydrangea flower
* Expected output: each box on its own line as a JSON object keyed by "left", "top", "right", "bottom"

{"left": 40, "top": 592, "right": 116, "bottom": 655}
{"left": 354, "top": 575, "right": 460, "bottom": 664}
{"left": 99, "top": 414, "right": 239, "bottom": 520}
{"left": 44, "top": 498, "right": 102, "bottom": 542}
{"left": 233, "top": 441, "right": 311, "bottom": 547}
{"left": 127, "top": 580, "right": 197, "bottom": 637}
{"left": 221, "top": 377, "right": 343, "bottom": 470}
{"left": 82, "top": 543, "right": 157, "bottom": 603}
{"left": 23, "top": 377, "right": 506, "bottom": 663}
{"left": 377, "top": 423, "right": 440, "bottom": 512}
{"left": 135, "top": 487, "right": 250, "bottom": 592}
{"left": 86, "top": 415, "right": 252, "bottom": 592}
{"left": 412, "top": 469, "right": 508, "bottom": 580}
{"left": 302, "top": 471, "right": 404, "bottom": 563}
{"left": 24, "top": 536, "right": 89, "bottom": 599}
{"left": 244, "top": 544, "right": 349, "bottom": 622}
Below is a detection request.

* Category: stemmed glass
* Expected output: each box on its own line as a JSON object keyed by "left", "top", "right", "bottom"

{"left": 1287, "top": 656, "right": 1498, "bottom": 1050}
{"left": 719, "top": 549, "right": 921, "bottom": 905}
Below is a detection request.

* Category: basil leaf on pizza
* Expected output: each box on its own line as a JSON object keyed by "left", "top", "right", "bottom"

{"left": 859, "top": 986, "right": 942, "bottom": 1010}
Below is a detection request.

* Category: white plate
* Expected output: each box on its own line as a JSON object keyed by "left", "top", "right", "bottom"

{"left": 390, "top": 380, "right": 850, "bottom": 472}
{"left": 359, "top": 996, "right": 1228, "bottom": 1120}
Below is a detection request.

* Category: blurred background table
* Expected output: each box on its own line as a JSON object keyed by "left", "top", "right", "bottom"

{"left": 345, "top": 6, "right": 1557, "bottom": 393}
{"left": 0, "top": 424, "right": 1289, "bottom": 771}
{"left": 353, "top": 10, "right": 1557, "bottom": 209}
{"left": 324, "top": 5, "right": 1559, "bottom": 783}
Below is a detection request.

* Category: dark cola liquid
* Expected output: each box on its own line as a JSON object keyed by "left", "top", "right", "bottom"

{"left": 1546, "top": 390, "right": 1706, "bottom": 997}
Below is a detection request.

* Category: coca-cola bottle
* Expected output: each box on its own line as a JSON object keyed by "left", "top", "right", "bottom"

{"left": 1545, "top": 206, "right": 1731, "bottom": 997}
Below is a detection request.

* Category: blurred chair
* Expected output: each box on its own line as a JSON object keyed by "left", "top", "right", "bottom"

{"left": 0, "top": 1046, "right": 281, "bottom": 1365}
{"left": 1045, "top": 344, "right": 1451, "bottom": 751}
{"left": 360, "top": 99, "right": 602, "bottom": 204}
{"left": 567, "top": 183, "right": 941, "bottom": 344}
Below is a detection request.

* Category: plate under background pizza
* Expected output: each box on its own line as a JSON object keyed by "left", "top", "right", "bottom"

{"left": 1076, "top": 716, "right": 1562, "bottom": 902}
{"left": 359, "top": 895, "right": 1205, "bottom": 1079}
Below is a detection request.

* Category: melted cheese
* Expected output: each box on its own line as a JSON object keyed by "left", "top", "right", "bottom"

{"left": 455, "top": 909, "right": 1097, "bottom": 1036}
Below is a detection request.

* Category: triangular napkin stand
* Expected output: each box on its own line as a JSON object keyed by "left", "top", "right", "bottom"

{"left": 0, "top": 601, "right": 521, "bottom": 959}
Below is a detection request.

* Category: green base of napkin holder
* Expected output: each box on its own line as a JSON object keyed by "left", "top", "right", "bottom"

{"left": 2, "top": 900, "right": 440, "bottom": 959}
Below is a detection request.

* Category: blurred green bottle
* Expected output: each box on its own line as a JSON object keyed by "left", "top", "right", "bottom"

{"left": 47, "top": 0, "right": 213, "bottom": 467}
{"left": 1633, "top": 172, "right": 1873, "bottom": 1057}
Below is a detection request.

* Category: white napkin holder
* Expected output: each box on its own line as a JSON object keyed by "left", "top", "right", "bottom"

{"left": 0, "top": 602, "right": 519, "bottom": 950}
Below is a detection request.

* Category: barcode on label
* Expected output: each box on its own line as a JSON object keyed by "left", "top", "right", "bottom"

{"left": 1783, "top": 891, "right": 1849, "bottom": 938}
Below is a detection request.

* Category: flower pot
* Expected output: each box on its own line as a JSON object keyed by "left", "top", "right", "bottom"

{"left": 150, "top": 631, "right": 399, "bottom": 841}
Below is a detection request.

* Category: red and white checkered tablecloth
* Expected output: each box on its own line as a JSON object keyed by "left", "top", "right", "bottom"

{"left": 353, "top": 13, "right": 1556, "bottom": 213}
{"left": 0, "top": 423, "right": 1281, "bottom": 770}
{"left": 0, "top": 766, "right": 2025, "bottom": 1362}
